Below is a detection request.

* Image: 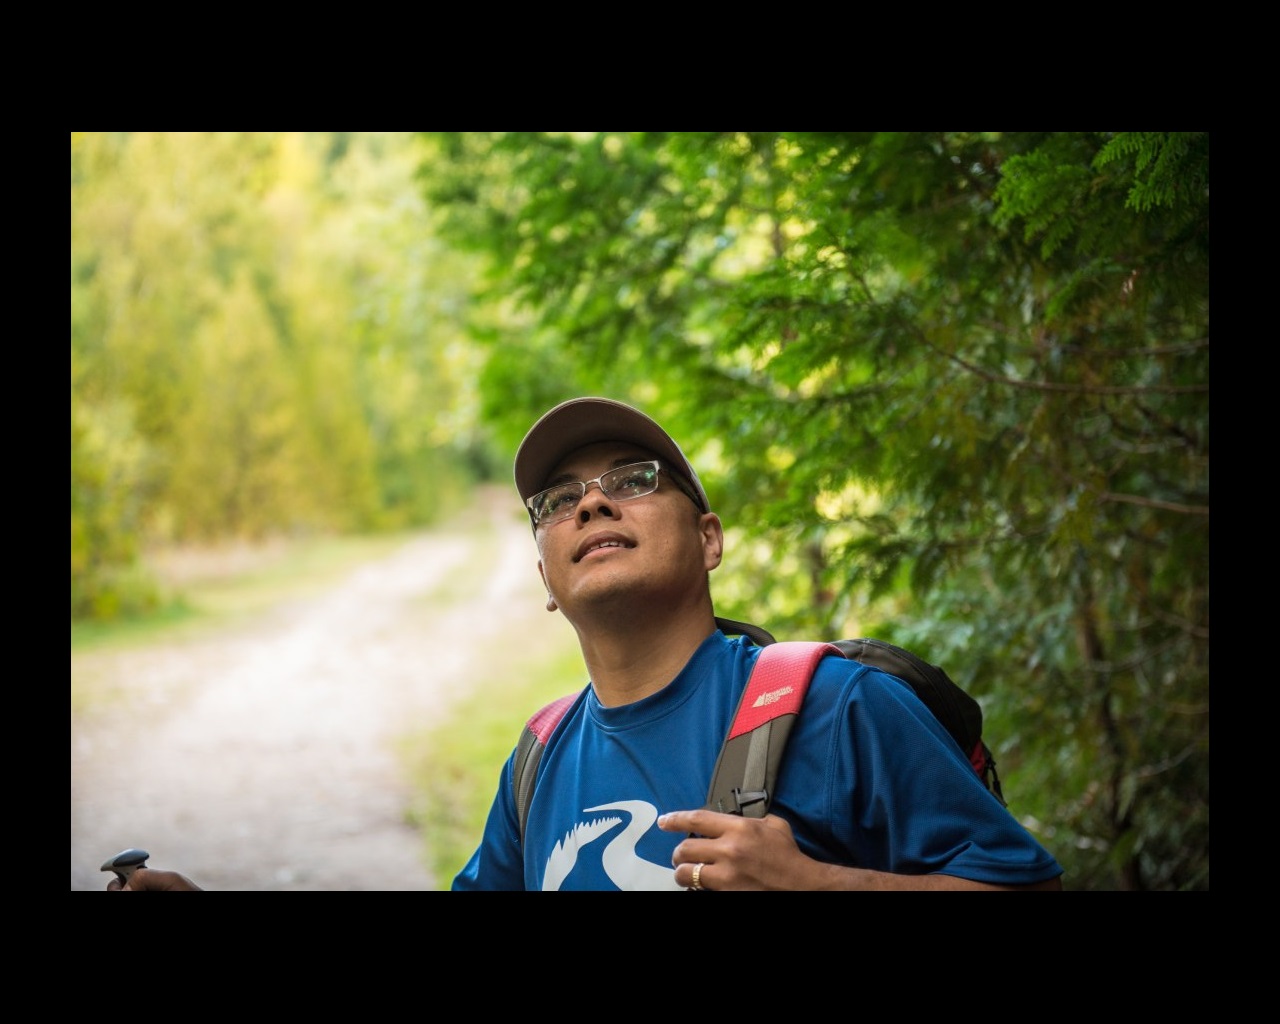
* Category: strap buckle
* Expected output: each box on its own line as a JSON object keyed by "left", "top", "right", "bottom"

{"left": 731, "top": 787, "right": 769, "bottom": 814}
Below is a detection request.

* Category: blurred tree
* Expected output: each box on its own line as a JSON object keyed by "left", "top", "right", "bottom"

{"left": 71, "top": 133, "right": 482, "bottom": 616}
{"left": 417, "top": 132, "right": 1209, "bottom": 890}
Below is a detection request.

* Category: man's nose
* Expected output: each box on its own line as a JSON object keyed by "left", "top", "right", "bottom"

{"left": 576, "top": 481, "right": 615, "bottom": 520}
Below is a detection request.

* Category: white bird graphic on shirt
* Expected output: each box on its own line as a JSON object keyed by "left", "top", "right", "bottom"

{"left": 540, "top": 799, "right": 684, "bottom": 891}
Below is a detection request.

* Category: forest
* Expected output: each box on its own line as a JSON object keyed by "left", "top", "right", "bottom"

{"left": 70, "top": 132, "right": 1210, "bottom": 890}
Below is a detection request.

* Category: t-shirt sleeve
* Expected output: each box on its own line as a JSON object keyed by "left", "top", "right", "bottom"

{"left": 830, "top": 663, "right": 1063, "bottom": 885}
{"left": 450, "top": 755, "right": 528, "bottom": 891}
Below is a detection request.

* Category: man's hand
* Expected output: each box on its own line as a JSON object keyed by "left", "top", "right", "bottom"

{"left": 656, "top": 809, "right": 1063, "bottom": 890}
{"left": 657, "top": 809, "right": 828, "bottom": 891}
{"left": 106, "top": 868, "right": 204, "bottom": 891}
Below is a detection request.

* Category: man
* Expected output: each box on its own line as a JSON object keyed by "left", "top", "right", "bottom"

{"left": 108, "top": 397, "right": 1063, "bottom": 892}
{"left": 452, "top": 397, "right": 1062, "bottom": 890}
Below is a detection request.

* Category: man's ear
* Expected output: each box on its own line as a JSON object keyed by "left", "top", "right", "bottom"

{"left": 700, "top": 513, "right": 724, "bottom": 572}
{"left": 538, "top": 560, "right": 558, "bottom": 612}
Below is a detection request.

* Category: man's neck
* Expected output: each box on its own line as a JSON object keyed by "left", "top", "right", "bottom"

{"left": 574, "top": 608, "right": 718, "bottom": 707}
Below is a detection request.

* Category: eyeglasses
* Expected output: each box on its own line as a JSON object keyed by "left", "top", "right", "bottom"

{"left": 527, "top": 460, "right": 673, "bottom": 527}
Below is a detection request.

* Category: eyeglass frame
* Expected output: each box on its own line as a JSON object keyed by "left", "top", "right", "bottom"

{"left": 525, "top": 459, "right": 701, "bottom": 528}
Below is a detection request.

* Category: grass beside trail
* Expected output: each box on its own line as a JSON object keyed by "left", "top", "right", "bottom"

{"left": 399, "top": 640, "right": 583, "bottom": 890}
{"left": 71, "top": 532, "right": 418, "bottom": 656}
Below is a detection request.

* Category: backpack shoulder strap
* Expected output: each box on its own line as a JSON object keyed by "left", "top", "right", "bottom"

{"left": 704, "top": 641, "right": 840, "bottom": 817}
{"left": 714, "top": 616, "right": 777, "bottom": 647}
{"left": 513, "top": 692, "right": 579, "bottom": 844}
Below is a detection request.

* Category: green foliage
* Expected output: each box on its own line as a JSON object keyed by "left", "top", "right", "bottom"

{"left": 1094, "top": 132, "right": 1210, "bottom": 213}
{"left": 417, "top": 132, "right": 1210, "bottom": 890}
{"left": 71, "top": 133, "right": 484, "bottom": 620}
{"left": 70, "top": 383, "right": 161, "bottom": 620}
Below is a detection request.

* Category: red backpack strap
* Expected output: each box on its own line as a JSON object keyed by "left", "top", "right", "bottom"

{"left": 727, "top": 642, "right": 840, "bottom": 738}
{"left": 526, "top": 693, "right": 578, "bottom": 744}
{"left": 514, "top": 692, "right": 581, "bottom": 843}
{"left": 705, "top": 642, "right": 840, "bottom": 817}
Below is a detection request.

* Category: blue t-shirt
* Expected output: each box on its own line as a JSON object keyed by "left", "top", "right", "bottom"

{"left": 452, "top": 631, "right": 1063, "bottom": 890}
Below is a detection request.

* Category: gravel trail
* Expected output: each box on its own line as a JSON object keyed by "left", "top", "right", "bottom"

{"left": 70, "top": 488, "right": 565, "bottom": 891}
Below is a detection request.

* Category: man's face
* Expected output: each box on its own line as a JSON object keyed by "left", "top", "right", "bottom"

{"left": 533, "top": 441, "right": 723, "bottom": 620}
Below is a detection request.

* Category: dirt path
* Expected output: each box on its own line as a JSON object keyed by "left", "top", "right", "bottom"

{"left": 70, "top": 487, "right": 568, "bottom": 891}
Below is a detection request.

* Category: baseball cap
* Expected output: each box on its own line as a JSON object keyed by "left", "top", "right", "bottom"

{"left": 514, "top": 397, "right": 710, "bottom": 513}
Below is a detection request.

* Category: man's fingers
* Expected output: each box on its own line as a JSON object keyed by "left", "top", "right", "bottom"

{"left": 657, "top": 808, "right": 735, "bottom": 836}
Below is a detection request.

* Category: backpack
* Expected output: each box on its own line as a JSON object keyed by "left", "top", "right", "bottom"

{"left": 512, "top": 617, "right": 1005, "bottom": 843}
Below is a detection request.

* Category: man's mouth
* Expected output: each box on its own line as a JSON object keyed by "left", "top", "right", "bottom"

{"left": 574, "top": 536, "right": 633, "bottom": 562}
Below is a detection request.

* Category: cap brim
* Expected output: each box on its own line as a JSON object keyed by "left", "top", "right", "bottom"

{"left": 514, "top": 397, "right": 709, "bottom": 513}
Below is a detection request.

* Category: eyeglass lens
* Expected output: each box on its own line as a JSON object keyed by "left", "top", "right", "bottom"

{"left": 529, "top": 461, "right": 661, "bottom": 524}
